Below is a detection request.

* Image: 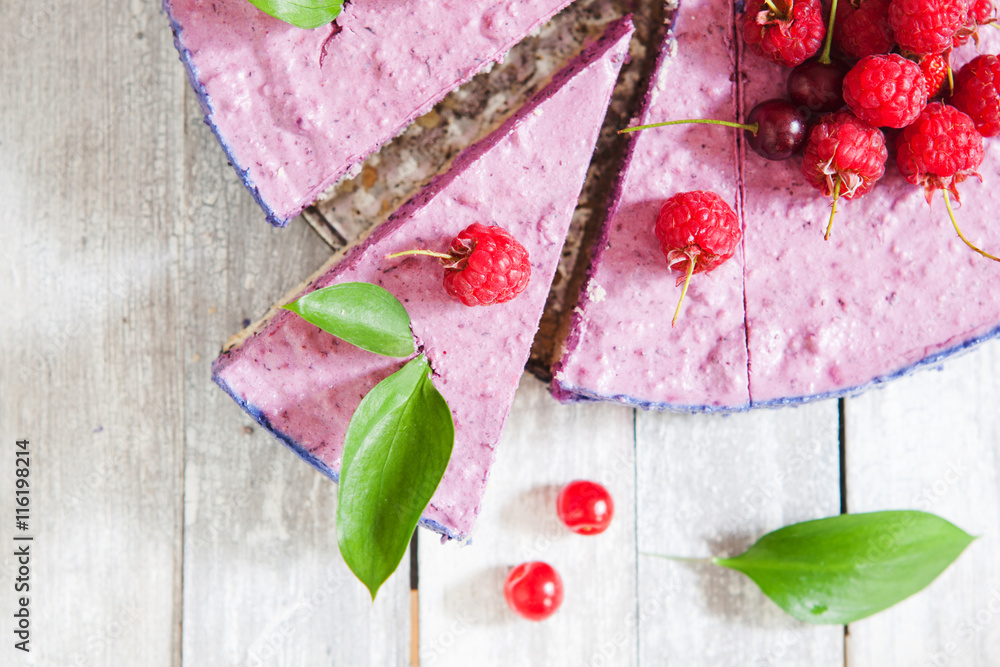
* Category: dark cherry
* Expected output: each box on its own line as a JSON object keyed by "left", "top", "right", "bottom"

{"left": 745, "top": 99, "right": 810, "bottom": 161}
{"left": 787, "top": 58, "right": 850, "bottom": 113}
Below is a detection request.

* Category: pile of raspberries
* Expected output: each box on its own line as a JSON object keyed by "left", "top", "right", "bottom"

{"left": 743, "top": 0, "right": 999, "bottom": 237}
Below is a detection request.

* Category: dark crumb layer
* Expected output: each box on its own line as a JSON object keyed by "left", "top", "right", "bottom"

{"left": 300, "top": 0, "right": 667, "bottom": 381}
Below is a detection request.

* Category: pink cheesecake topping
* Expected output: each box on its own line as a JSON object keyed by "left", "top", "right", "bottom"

{"left": 165, "top": 0, "right": 579, "bottom": 225}
{"left": 213, "top": 18, "right": 634, "bottom": 539}
{"left": 554, "top": 4, "right": 1000, "bottom": 410}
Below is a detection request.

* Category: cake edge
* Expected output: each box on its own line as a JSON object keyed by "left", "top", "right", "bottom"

{"left": 163, "top": 0, "right": 582, "bottom": 227}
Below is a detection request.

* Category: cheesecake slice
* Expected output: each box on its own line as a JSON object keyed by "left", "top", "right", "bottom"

{"left": 551, "top": 0, "right": 751, "bottom": 412}
{"left": 553, "top": 6, "right": 1000, "bottom": 410}
{"left": 165, "top": 0, "right": 580, "bottom": 226}
{"left": 212, "top": 18, "right": 634, "bottom": 540}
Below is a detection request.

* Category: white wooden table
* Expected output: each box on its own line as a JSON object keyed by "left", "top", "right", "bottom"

{"left": 3, "top": 1, "right": 1000, "bottom": 665}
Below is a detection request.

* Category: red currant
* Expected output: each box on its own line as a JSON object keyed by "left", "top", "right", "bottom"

{"left": 556, "top": 480, "right": 614, "bottom": 535}
{"left": 504, "top": 562, "right": 564, "bottom": 621}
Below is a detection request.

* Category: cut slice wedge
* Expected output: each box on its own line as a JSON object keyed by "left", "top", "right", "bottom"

{"left": 552, "top": 0, "right": 750, "bottom": 412}
{"left": 212, "top": 17, "right": 634, "bottom": 540}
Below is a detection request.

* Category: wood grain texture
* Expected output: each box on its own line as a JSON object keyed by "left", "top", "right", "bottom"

{"left": 0, "top": 0, "right": 186, "bottom": 664}
{"left": 8, "top": 1, "right": 1000, "bottom": 666}
{"left": 635, "top": 404, "right": 844, "bottom": 666}
{"left": 178, "top": 83, "right": 411, "bottom": 665}
{"left": 845, "top": 340, "right": 1000, "bottom": 666}
{"left": 418, "top": 378, "right": 637, "bottom": 667}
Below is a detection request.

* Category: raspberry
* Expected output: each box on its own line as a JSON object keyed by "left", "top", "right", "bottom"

{"left": 889, "top": 0, "right": 970, "bottom": 55}
{"left": 953, "top": 0, "right": 996, "bottom": 45}
{"left": 742, "top": 0, "right": 826, "bottom": 67}
{"left": 970, "top": 0, "right": 997, "bottom": 21}
{"left": 895, "top": 102, "right": 984, "bottom": 202}
{"left": 654, "top": 191, "right": 741, "bottom": 325}
{"left": 895, "top": 102, "right": 995, "bottom": 261}
{"left": 801, "top": 111, "right": 888, "bottom": 237}
{"left": 951, "top": 55, "right": 1000, "bottom": 137}
{"left": 917, "top": 53, "right": 949, "bottom": 98}
{"left": 440, "top": 223, "right": 531, "bottom": 306}
{"left": 833, "top": 0, "right": 896, "bottom": 59}
{"left": 843, "top": 54, "right": 928, "bottom": 128}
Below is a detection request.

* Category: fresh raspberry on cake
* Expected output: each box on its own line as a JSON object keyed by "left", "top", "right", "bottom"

{"left": 895, "top": 102, "right": 985, "bottom": 202}
{"left": 953, "top": 0, "right": 997, "bottom": 45}
{"left": 833, "top": 0, "right": 897, "bottom": 58}
{"left": 655, "top": 191, "right": 742, "bottom": 276}
{"left": 843, "top": 54, "right": 928, "bottom": 128}
{"left": 742, "top": 0, "right": 827, "bottom": 67}
{"left": 441, "top": 224, "right": 531, "bottom": 307}
{"left": 950, "top": 55, "right": 1000, "bottom": 137}
{"left": 801, "top": 111, "right": 888, "bottom": 237}
{"left": 655, "top": 191, "right": 742, "bottom": 325}
{"left": 917, "top": 53, "right": 950, "bottom": 98}
{"left": 970, "top": 0, "right": 998, "bottom": 22}
{"left": 895, "top": 102, "right": 996, "bottom": 261}
{"left": 889, "top": 0, "right": 971, "bottom": 55}
{"left": 802, "top": 112, "right": 888, "bottom": 199}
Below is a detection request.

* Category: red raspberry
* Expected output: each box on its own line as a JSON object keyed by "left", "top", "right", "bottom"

{"left": 889, "top": 0, "right": 970, "bottom": 55}
{"left": 833, "top": 0, "right": 896, "bottom": 59}
{"left": 895, "top": 102, "right": 995, "bottom": 261}
{"left": 970, "top": 0, "right": 997, "bottom": 21}
{"left": 951, "top": 55, "right": 1000, "bottom": 137}
{"left": 953, "top": 0, "right": 996, "bottom": 45}
{"left": 441, "top": 223, "right": 531, "bottom": 307}
{"left": 654, "top": 191, "right": 741, "bottom": 325}
{"left": 655, "top": 192, "right": 741, "bottom": 277}
{"left": 917, "top": 53, "right": 949, "bottom": 98}
{"left": 801, "top": 112, "right": 888, "bottom": 237}
{"left": 895, "top": 102, "right": 984, "bottom": 202}
{"left": 843, "top": 54, "right": 928, "bottom": 128}
{"left": 742, "top": 0, "right": 826, "bottom": 67}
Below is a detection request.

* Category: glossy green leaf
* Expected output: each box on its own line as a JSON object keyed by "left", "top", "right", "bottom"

{"left": 243, "top": 0, "right": 343, "bottom": 29}
{"left": 283, "top": 282, "right": 415, "bottom": 358}
{"left": 337, "top": 354, "right": 454, "bottom": 599}
{"left": 714, "top": 511, "right": 975, "bottom": 624}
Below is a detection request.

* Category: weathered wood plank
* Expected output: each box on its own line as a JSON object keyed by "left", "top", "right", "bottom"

{"left": 177, "top": 80, "right": 411, "bottom": 664}
{"left": 418, "top": 378, "right": 637, "bottom": 667}
{"left": 845, "top": 340, "right": 1000, "bottom": 666}
{"left": 0, "top": 0, "right": 186, "bottom": 664}
{"left": 635, "top": 404, "right": 844, "bottom": 666}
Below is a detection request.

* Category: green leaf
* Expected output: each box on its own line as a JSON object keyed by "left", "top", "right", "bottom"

{"left": 283, "top": 283, "right": 415, "bottom": 358}
{"left": 337, "top": 354, "right": 454, "bottom": 599}
{"left": 243, "top": 0, "right": 343, "bottom": 29}
{"left": 714, "top": 511, "right": 975, "bottom": 624}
